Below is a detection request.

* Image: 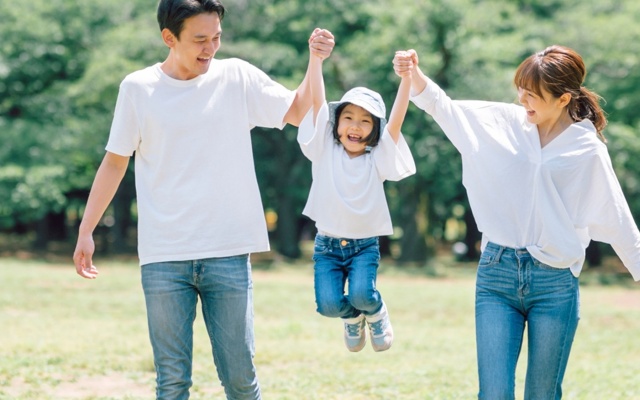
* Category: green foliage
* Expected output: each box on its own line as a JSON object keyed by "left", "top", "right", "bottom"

{"left": 0, "top": 0, "right": 152, "bottom": 231}
{"left": 2, "top": 0, "right": 640, "bottom": 260}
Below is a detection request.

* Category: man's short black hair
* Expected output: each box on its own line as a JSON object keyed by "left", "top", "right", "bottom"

{"left": 157, "top": 0, "right": 225, "bottom": 39}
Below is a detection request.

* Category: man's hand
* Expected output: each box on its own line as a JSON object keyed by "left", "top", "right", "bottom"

{"left": 73, "top": 234, "right": 99, "bottom": 279}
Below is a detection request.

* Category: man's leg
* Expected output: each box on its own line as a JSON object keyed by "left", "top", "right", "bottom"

{"left": 142, "top": 261, "right": 198, "bottom": 400}
{"left": 198, "top": 255, "right": 261, "bottom": 400}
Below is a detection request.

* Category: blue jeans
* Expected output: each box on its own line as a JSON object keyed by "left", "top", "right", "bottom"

{"left": 312, "top": 234, "right": 382, "bottom": 319}
{"left": 141, "top": 255, "right": 260, "bottom": 400}
{"left": 475, "top": 242, "right": 580, "bottom": 400}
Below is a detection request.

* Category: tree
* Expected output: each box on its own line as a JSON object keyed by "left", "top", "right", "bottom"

{"left": 3, "top": 0, "right": 640, "bottom": 264}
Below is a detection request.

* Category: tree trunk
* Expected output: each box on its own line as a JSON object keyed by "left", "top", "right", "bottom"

{"left": 461, "top": 206, "right": 481, "bottom": 261}
{"left": 33, "top": 211, "right": 68, "bottom": 250}
{"left": 275, "top": 192, "right": 301, "bottom": 259}
{"left": 111, "top": 172, "right": 136, "bottom": 253}
{"left": 585, "top": 241, "right": 602, "bottom": 267}
{"left": 397, "top": 182, "right": 430, "bottom": 263}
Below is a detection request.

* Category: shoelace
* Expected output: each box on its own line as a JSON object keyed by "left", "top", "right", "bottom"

{"left": 368, "top": 319, "right": 386, "bottom": 336}
{"left": 345, "top": 321, "right": 364, "bottom": 337}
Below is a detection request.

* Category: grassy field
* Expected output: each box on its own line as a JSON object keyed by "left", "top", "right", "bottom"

{"left": 0, "top": 255, "right": 638, "bottom": 399}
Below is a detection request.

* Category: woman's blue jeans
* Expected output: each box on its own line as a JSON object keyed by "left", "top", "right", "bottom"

{"left": 141, "top": 255, "right": 260, "bottom": 400}
{"left": 312, "top": 234, "right": 382, "bottom": 319}
{"left": 475, "top": 242, "right": 580, "bottom": 400}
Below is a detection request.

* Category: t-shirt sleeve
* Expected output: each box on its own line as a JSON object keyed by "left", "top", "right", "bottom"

{"left": 372, "top": 128, "right": 416, "bottom": 181}
{"left": 297, "top": 102, "right": 330, "bottom": 162}
{"left": 105, "top": 80, "right": 140, "bottom": 157}
{"left": 583, "top": 150, "right": 640, "bottom": 280}
{"left": 244, "top": 63, "right": 296, "bottom": 130}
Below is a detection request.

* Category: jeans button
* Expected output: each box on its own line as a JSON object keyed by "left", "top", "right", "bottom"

{"left": 341, "top": 240, "right": 347, "bottom": 246}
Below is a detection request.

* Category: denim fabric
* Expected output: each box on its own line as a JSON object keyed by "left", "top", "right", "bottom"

{"left": 312, "top": 234, "right": 382, "bottom": 319}
{"left": 475, "top": 242, "right": 580, "bottom": 400}
{"left": 141, "top": 255, "right": 260, "bottom": 400}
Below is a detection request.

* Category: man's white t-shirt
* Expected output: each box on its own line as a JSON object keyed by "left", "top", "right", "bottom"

{"left": 297, "top": 103, "right": 416, "bottom": 239}
{"left": 106, "top": 59, "right": 295, "bottom": 265}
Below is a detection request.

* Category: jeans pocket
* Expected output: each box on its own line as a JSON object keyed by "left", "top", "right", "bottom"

{"left": 478, "top": 251, "right": 499, "bottom": 268}
{"left": 312, "top": 244, "right": 331, "bottom": 258}
{"left": 532, "top": 257, "right": 566, "bottom": 272}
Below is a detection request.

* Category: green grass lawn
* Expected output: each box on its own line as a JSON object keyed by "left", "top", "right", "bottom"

{"left": 0, "top": 256, "right": 638, "bottom": 399}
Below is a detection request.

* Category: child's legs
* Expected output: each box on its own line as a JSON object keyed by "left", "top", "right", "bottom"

{"left": 346, "top": 237, "right": 382, "bottom": 315}
{"left": 313, "top": 235, "right": 360, "bottom": 319}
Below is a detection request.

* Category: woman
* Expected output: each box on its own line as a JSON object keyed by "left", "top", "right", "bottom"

{"left": 393, "top": 46, "right": 640, "bottom": 399}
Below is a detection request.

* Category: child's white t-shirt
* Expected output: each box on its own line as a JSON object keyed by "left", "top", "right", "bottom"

{"left": 297, "top": 103, "right": 416, "bottom": 239}
{"left": 106, "top": 59, "right": 295, "bottom": 265}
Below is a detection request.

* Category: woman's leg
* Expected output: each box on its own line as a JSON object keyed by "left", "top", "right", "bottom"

{"left": 523, "top": 259, "right": 580, "bottom": 400}
{"left": 475, "top": 244, "right": 526, "bottom": 400}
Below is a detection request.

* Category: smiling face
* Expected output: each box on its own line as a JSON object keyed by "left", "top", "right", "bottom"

{"left": 336, "top": 104, "right": 375, "bottom": 158}
{"left": 161, "top": 12, "right": 222, "bottom": 80}
{"left": 517, "top": 86, "right": 568, "bottom": 132}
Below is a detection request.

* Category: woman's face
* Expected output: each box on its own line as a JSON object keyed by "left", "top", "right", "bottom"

{"left": 336, "top": 104, "right": 374, "bottom": 158}
{"left": 517, "top": 86, "right": 567, "bottom": 129}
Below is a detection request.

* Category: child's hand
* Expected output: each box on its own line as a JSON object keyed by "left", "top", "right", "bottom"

{"left": 393, "top": 49, "right": 418, "bottom": 78}
{"left": 309, "top": 28, "right": 335, "bottom": 61}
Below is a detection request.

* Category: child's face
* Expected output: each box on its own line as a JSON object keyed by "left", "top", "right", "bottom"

{"left": 336, "top": 104, "right": 374, "bottom": 158}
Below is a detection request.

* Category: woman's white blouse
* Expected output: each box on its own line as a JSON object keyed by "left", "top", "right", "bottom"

{"left": 410, "top": 78, "right": 640, "bottom": 280}
{"left": 297, "top": 103, "right": 416, "bottom": 239}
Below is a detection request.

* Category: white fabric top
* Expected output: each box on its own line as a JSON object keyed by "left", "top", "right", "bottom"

{"left": 297, "top": 103, "right": 416, "bottom": 239}
{"left": 410, "top": 78, "right": 640, "bottom": 280}
{"left": 106, "top": 59, "right": 295, "bottom": 265}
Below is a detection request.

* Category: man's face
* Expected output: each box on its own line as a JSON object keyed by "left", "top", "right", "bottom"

{"left": 164, "top": 12, "right": 222, "bottom": 80}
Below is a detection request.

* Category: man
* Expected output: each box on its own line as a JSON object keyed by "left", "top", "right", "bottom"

{"left": 72, "top": 1, "right": 334, "bottom": 398}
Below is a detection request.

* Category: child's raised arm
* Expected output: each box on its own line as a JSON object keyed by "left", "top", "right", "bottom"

{"left": 308, "top": 28, "right": 334, "bottom": 123}
{"left": 394, "top": 49, "right": 428, "bottom": 97}
{"left": 386, "top": 51, "right": 414, "bottom": 143}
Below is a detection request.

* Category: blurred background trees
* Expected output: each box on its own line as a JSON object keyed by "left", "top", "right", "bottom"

{"left": 2, "top": 0, "right": 640, "bottom": 266}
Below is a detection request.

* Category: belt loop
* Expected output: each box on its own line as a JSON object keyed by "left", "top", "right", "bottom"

{"left": 495, "top": 245, "right": 504, "bottom": 263}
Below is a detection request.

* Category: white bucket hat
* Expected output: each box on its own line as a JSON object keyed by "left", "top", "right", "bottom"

{"left": 327, "top": 87, "right": 387, "bottom": 140}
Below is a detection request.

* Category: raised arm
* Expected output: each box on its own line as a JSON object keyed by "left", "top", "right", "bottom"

{"left": 283, "top": 28, "right": 334, "bottom": 126}
{"left": 393, "top": 49, "right": 428, "bottom": 96}
{"left": 393, "top": 49, "right": 491, "bottom": 156}
{"left": 73, "top": 151, "right": 129, "bottom": 279}
{"left": 308, "top": 28, "right": 332, "bottom": 123}
{"left": 386, "top": 51, "right": 414, "bottom": 143}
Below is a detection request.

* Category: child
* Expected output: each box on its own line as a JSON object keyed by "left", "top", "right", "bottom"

{"left": 299, "top": 29, "right": 416, "bottom": 352}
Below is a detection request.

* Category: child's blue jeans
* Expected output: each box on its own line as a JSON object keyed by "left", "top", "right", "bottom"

{"left": 312, "top": 234, "right": 383, "bottom": 319}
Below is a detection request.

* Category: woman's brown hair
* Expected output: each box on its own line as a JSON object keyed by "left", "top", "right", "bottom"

{"left": 514, "top": 45, "right": 607, "bottom": 142}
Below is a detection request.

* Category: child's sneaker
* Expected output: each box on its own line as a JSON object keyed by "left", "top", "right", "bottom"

{"left": 365, "top": 302, "right": 394, "bottom": 352}
{"left": 342, "top": 314, "right": 367, "bottom": 352}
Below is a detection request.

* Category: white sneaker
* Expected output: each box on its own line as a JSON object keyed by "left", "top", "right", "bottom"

{"left": 365, "top": 303, "right": 394, "bottom": 352}
{"left": 342, "top": 314, "right": 367, "bottom": 352}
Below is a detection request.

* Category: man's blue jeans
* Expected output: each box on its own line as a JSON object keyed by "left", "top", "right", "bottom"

{"left": 312, "top": 234, "right": 382, "bottom": 319}
{"left": 475, "top": 242, "right": 580, "bottom": 400}
{"left": 141, "top": 255, "right": 260, "bottom": 400}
